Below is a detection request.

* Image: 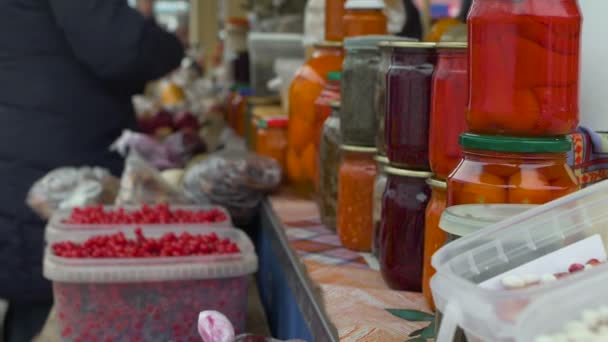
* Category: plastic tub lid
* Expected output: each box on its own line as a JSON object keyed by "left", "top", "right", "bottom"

{"left": 440, "top": 204, "right": 537, "bottom": 237}
{"left": 344, "top": 35, "right": 407, "bottom": 51}
{"left": 248, "top": 32, "right": 303, "bottom": 43}
{"left": 345, "top": 0, "right": 386, "bottom": 10}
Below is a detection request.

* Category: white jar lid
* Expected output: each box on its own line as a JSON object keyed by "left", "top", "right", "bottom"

{"left": 345, "top": 0, "right": 385, "bottom": 10}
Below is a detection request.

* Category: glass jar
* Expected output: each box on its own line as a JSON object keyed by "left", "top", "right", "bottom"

{"left": 342, "top": 36, "right": 401, "bottom": 147}
{"left": 247, "top": 97, "right": 280, "bottom": 149}
{"left": 385, "top": 42, "right": 437, "bottom": 169}
{"left": 467, "top": 0, "right": 581, "bottom": 136}
{"left": 379, "top": 166, "right": 432, "bottom": 291}
{"left": 448, "top": 134, "right": 580, "bottom": 207}
{"left": 254, "top": 117, "right": 288, "bottom": 173}
{"left": 371, "top": 155, "right": 389, "bottom": 257}
{"left": 313, "top": 72, "right": 341, "bottom": 188}
{"left": 230, "top": 88, "right": 253, "bottom": 135}
{"left": 318, "top": 102, "right": 342, "bottom": 231}
{"left": 337, "top": 145, "right": 378, "bottom": 252}
{"left": 422, "top": 178, "right": 447, "bottom": 311}
{"left": 429, "top": 43, "right": 468, "bottom": 179}
{"left": 325, "top": 0, "right": 347, "bottom": 41}
{"left": 343, "top": 0, "right": 387, "bottom": 38}
{"left": 287, "top": 42, "right": 344, "bottom": 192}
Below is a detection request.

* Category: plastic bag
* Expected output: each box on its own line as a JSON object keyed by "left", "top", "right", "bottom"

{"left": 27, "top": 167, "right": 119, "bottom": 220}
{"left": 198, "top": 311, "right": 305, "bottom": 342}
{"left": 115, "top": 152, "right": 193, "bottom": 206}
{"left": 183, "top": 151, "right": 281, "bottom": 225}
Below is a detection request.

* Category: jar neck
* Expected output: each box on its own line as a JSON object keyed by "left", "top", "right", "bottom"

{"left": 464, "top": 149, "right": 568, "bottom": 162}
{"left": 392, "top": 48, "right": 436, "bottom": 65}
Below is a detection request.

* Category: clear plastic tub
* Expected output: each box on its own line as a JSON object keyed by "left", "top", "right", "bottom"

{"left": 44, "top": 226, "right": 258, "bottom": 341}
{"left": 45, "top": 205, "right": 233, "bottom": 242}
{"left": 431, "top": 180, "right": 608, "bottom": 342}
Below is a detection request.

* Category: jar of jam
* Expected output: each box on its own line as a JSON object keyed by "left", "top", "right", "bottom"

{"left": 429, "top": 43, "right": 468, "bottom": 180}
{"left": 318, "top": 102, "right": 342, "bottom": 231}
{"left": 229, "top": 88, "right": 253, "bottom": 134}
{"left": 287, "top": 41, "right": 344, "bottom": 192}
{"left": 342, "top": 35, "right": 402, "bottom": 147}
{"left": 337, "top": 145, "right": 377, "bottom": 252}
{"left": 343, "top": 0, "right": 387, "bottom": 38}
{"left": 467, "top": 0, "right": 582, "bottom": 136}
{"left": 371, "top": 155, "right": 389, "bottom": 257}
{"left": 253, "top": 113, "right": 288, "bottom": 172}
{"left": 325, "top": 0, "right": 347, "bottom": 41}
{"left": 313, "top": 71, "right": 341, "bottom": 188}
{"left": 448, "top": 134, "right": 580, "bottom": 207}
{"left": 247, "top": 97, "right": 280, "bottom": 149}
{"left": 385, "top": 42, "right": 437, "bottom": 169}
{"left": 379, "top": 166, "right": 432, "bottom": 291}
{"left": 422, "top": 178, "right": 447, "bottom": 311}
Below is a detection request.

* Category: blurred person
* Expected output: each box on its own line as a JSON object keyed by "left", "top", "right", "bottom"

{"left": 0, "top": 1, "right": 183, "bottom": 341}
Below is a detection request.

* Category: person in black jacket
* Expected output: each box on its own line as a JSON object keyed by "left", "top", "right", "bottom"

{"left": 0, "top": 1, "right": 183, "bottom": 340}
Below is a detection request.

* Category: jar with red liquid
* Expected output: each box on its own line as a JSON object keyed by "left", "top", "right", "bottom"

{"left": 429, "top": 42, "right": 468, "bottom": 179}
{"left": 343, "top": 0, "right": 387, "bottom": 38}
{"left": 448, "top": 134, "right": 579, "bottom": 207}
{"left": 326, "top": 0, "right": 346, "bottom": 41}
{"left": 422, "top": 178, "right": 447, "bottom": 311}
{"left": 385, "top": 42, "right": 437, "bottom": 169}
{"left": 379, "top": 166, "right": 432, "bottom": 291}
{"left": 467, "top": 0, "right": 582, "bottom": 136}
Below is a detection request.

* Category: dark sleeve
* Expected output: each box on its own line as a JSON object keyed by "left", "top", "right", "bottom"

{"left": 399, "top": 0, "right": 423, "bottom": 40}
{"left": 49, "top": 0, "right": 184, "bottom": 82}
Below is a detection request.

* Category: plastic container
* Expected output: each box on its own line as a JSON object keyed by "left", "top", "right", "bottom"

{"left": 429, "top": 181, "right": 608, "bottom": 342}
{"left": 44, "top": 226, "right": 257, "bottom": 341}
{"left": 343, "top": 0, "right": 387, "bottom": 38}
{"left": 422, "top": 178, "right": 447, "bottom": 311}
{"left": 429, "top": 42, "right": 468, "bottom": 180}
{"left": 371, "top": 155, "right": 389, "bottom": 257}
{"left": 385, "top": 42, "right": 437, "bottom": 169}
{"left": 342, "top": 35, "right": 407, "bottom": 147}
{"left": 248, "top": 33, "right": 304, "bottom": 97}
{"left": 317, "top": 102, "right": 342, "bottom": 231}
{"left": 45, "top": 205, "right": 233, "bottom": 242}
{"left": 287, "top": 41, "right": 344, "bottom": 192}
{"left": 326, "top": 0, "right": 347, "bottom": 41}
{"left": 337, "top": 145, "right": 377, "bottom": 252}
{"left": 271, "top": 58, "right": 305, "bottom": 114}
{"left": 467, "top": 0, "right": 581, "bottom": 136}
{"left": 448, "top": 134, "right": 579, "bottom": 206}
{"left": 379, "top": 166, "right": 432, "bottom": 291}
{"left": 254, "top": 116, "right": 288, "bottom": 173}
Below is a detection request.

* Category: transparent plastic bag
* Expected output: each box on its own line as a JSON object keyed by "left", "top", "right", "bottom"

{"left": 27, "top": 167, "right": 119, "bottom": 220}
{"left": 183, "top": 151, "right": 281, "bottom": 225}
{"left": 115, "top": 152, "right": 194, "bottom": 206}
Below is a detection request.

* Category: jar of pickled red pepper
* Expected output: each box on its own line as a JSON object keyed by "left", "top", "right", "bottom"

{"left": 337, "top": 145, "right": 378, "bottom": 252}
{"left": 422, "top": 178, "right": 447, "bottom": 311}
{"left": 318, "top": 102, "right": 342, "bottom": 231}
{"left": 343, "top": 0, "right": 387, "bottom": 38}
{"left": 254, "top": 116, "right": 288, "bottom": 173}
{"left": 385, "top": 42, "right": 437, "bottom": 169}
{"left": 313, "top": 72, "right": 341, "bottom": 188}
{"left": 448, "top": 134, "right": 579, "bottom": 207}
{"left": 342, "top": 35, "right": 403, "bottom": 147}
{"left": 379, "top": 166, "right": 432, "bottom": 291}
{"left": 429, "top": 42, "right": 468, "bottom": 179}
{"left": 287, "top": 41, "right": 344, "bottom": 193}
{"left": 325, "top": 0, "right": 346, "bottom": 41}
{"left": 371, "top": 155, "right": 389, "bottom": 257}
{"left": 467, "top": 0, "right": 581, "bottom": 136}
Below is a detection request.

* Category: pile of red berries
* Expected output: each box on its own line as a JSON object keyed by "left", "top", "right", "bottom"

{"left": 63, "top": 204, "right": 228, "bottom": 225}
{"left": 52, "top": 228, "right": 240, "bottom": 258}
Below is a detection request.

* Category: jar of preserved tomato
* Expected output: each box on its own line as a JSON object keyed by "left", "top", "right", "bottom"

{"left": 287, "top": 41, "right": 344, "bottom": 192}
{"left": 379, "top": 166, "right": 432, "bottom": 291}
{"left": 326, "top": 0, "right": 347, "bottom": 41}
{"left": 371, "top": 155, "right": 388, "bottom": 257}
{"left": 318, "top": 102, "right": 342, "bottom": 231}
{"left": 343, "top": 0, "right": 387, "bottom": 38}
{"left": 313, "top": 72, "right": 341, "bottom": 188}
{"left": 422, "top": 178, "right": 447, "bottom": 311}
{"left": 467, "top": 0, "right": 582, "bottom": 136}
{"left": 254, "top": 116, "right": 288, "bottom": 173}
{"left": 385, "top": 42, "right": 437, "bottom": 169}
{"left": 429, "top": 42, "right": 468, "bottom": 179}
{"left": 448, "top": 134, "right": 579, "bottom": 207}
{"left": 337, "top": 145, "right": 377, "bottom": 251}
{"left": 342, "top": 35, "right": 402, "bottom": 147}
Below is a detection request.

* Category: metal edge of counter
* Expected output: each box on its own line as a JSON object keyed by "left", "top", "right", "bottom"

{"left": 260, "top": 199, "right": 339, "bottom": 342}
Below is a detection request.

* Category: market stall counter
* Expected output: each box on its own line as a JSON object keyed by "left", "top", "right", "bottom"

{"left": 256, "top": 192, "right": 431, "bottom": 341}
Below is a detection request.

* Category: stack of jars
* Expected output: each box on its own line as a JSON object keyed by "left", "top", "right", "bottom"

{"left": 423, "top": 0, "right": 583, "bottom": 310}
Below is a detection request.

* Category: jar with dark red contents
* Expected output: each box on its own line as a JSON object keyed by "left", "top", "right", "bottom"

{"left": 467, "top": 0, "right": 581, "bottom": 136}
{"left": 379, "top": 166, "right": 432, "bottom": 292}
{"left": 385, "top": 42, "right": 437, "bottom": 169}
{"left": 448, "top": 134, "right": 579, "bottom": 207}
{"left": 429, "top": 42, "right": 468, "bottom": 179}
